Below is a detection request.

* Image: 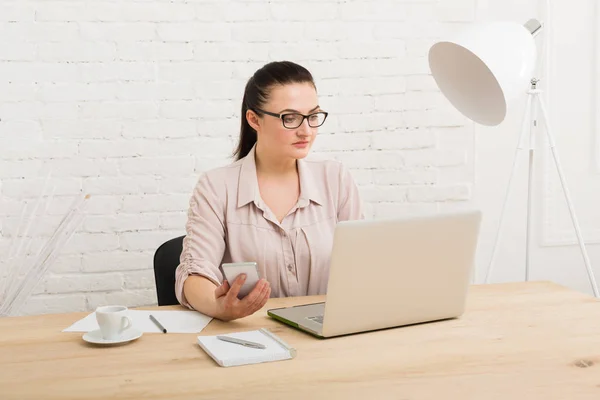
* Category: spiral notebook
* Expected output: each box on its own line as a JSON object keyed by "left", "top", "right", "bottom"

{"left": 197, "top": 328, "right": 297, "bottom": 367}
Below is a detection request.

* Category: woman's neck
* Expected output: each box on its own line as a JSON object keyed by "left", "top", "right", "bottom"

{"left": 255, "top": 143, "right": 297, "bottom": 177}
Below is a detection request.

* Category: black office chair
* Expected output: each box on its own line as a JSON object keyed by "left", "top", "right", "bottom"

{"left": 153, "top": 235, "right": 185, "bottom": 306}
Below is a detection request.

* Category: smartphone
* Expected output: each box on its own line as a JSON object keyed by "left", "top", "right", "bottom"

{"left": 221, "top": 262, "right": 261, "bottom": 299}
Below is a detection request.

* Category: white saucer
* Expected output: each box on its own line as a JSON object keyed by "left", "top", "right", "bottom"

{"left": 83, "top": 328, "right": 143, "bottom": 345}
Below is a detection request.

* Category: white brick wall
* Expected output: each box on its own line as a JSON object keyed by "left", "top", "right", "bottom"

{"left": 0, "top": 0, "right": 474, "bottom": 315}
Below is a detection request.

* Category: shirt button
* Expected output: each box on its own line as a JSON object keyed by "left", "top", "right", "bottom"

{"left": 287, "top": 264, "right": 293, "bottom": 271}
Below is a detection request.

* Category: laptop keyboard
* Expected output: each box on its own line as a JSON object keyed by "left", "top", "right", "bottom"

{"left": 307, "top": 315, "right": 324, "bottom": 324}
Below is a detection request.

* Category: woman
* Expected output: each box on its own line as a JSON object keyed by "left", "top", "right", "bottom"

{"left": 175, "top": 60, "right": 363, "bottom": 321}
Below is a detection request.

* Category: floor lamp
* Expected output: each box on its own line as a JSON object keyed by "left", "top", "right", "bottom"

{"left": 427, "top": 19, "right": 600, "bottom": 297}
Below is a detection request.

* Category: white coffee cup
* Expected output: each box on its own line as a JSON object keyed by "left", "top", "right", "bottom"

{"left": 96, "top": 305, "right": 133, "bottom": 340}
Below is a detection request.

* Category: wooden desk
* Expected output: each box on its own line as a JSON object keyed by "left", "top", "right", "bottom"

{"left": 1, "top": 281, "right": 600, "bottom": 399}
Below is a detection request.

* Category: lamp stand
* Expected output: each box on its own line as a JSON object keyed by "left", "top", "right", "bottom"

{"left": 483, "top": 78, "right": 600, "bottom": 298}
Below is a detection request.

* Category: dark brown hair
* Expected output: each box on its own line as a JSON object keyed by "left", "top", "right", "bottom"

{"left": 233, "top": 61, "right": 316, "bottom": 160}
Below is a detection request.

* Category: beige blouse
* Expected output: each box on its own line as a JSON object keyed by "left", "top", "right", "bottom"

{"left": 175, "top": 144, "right": 364, "bottom": 309}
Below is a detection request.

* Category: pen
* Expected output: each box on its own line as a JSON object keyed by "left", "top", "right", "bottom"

{"left": 149, "top": 314, "right": 167, "bottom": 333}
{"left": 216, "top": 335, "right": 266, "bottom": 349}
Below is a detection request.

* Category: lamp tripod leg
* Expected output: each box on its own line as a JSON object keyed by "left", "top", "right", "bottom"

{"left": 537, "top": 97, "right": 600, "bottom": 298}
{"left": 484, "top": 94, "right": 534, "bottom": 284}
{"left": 525, "top": 144, "right": 535, "bottom": 281}
{"left": 525, "top": 92, "right": 539, "bottom": 282}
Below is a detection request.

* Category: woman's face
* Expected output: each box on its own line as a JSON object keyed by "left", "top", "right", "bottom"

{"left": 248, "top": 82, "right": 323, "bottom": 161}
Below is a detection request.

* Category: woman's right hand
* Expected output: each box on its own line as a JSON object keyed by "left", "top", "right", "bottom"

{"left": 213, "top": 274, "right": 271, "bottom": 321}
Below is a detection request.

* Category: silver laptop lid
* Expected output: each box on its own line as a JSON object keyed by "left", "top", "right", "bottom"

{"left": 321, "top": 210, "right": 482, "bottom": 337}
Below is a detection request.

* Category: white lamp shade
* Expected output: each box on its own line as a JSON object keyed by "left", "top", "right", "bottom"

{"left": 428, "top": 21, "right": 537, "bottom": 126}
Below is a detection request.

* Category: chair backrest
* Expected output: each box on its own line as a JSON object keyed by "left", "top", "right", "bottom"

{"left": 153, "top": 235, "right": 185, "bottom": 306}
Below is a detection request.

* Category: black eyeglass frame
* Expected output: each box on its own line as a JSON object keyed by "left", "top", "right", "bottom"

{"left": 253, "top": 108, "right": 329, "bottom": 129}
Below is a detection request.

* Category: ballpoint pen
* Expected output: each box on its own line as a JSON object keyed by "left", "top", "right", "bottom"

{"left": 149, "top": 314, "right": 167, "bottom": 333}
{"left": 216, "top": 335, "right": 266, "bottom": 349}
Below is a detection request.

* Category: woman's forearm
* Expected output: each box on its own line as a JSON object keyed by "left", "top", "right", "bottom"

{"left": 182, "top": 275, "right": 220, "bottom": 318}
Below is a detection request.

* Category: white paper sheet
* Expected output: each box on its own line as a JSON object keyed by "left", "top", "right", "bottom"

{"left": 63, "top": 310, "right": 213, "bottom": 334}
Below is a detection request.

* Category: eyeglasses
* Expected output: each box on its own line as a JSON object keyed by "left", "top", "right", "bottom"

{"left": 254, "top": 108, "right": 329, "bottom": 129}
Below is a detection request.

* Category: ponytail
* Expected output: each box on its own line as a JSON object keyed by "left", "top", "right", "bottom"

{"left": 233, "top": 85, "right": 259, "bottom": 160}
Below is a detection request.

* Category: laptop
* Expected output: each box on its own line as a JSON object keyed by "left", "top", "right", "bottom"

{"left": 267, "top": 210, "right": 482, "bottom": 338}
